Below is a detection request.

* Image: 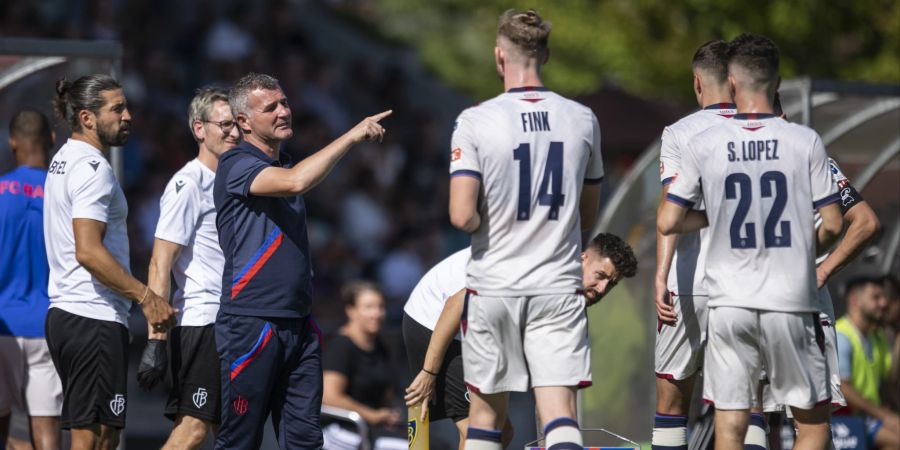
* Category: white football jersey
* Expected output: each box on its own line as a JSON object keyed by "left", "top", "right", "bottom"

{"left": 43, "top": 139, "right": 131, "bottom": 324}
{"left": 154, "top": 158, "right": 224, "bottom": 326}
{"left": 449, "top": 87, "right": 604, "bottom": 296}
{"left": 659, "top": 104, "right": 736, "bottom": 296}
{"left": 403, "top": 247, "right": 469, "bottom": 336}
{"left": 668, "top": 114, "right": 839, "bottom": 312}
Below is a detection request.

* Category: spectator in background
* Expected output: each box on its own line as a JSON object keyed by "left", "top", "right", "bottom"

{"left": 836, "top": 276, "right": 900, "bottom": 450}
{"left": 0, "top": 109, "right": 62, "bottom": 450}
{"left": 883, "top": 276, "right": 900, "bottom": 412}
{"left": 322, "top": 281, "right": 405, "bottom": 450}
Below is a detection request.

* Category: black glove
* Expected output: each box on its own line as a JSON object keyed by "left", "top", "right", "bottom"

{"left": 137, "top": 339, "right": 168, "bottom": 391}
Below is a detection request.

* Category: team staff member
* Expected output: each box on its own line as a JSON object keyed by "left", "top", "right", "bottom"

{"left": 137, "top": 87, "right": 240, "bottom": 449}
{"left": 213, "top": 72, "right": 390, "bottom": 449}
{"left": 0, "top": 110, "right": 62, "bottom": 450}
{"left": 44, "top": 74, "right": 175, "bottom": 450}
{"left": 403, "top": 233, "right": 638, "bottom": 450}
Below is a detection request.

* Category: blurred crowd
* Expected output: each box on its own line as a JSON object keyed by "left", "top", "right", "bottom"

{"left": 1, "top": 0, "right": 475, "bottom": 330}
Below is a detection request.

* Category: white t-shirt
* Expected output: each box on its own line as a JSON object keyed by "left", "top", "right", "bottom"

{"left": 668, "top": 115, "right": 839, "bottom": 312}
{"left": 659, "top": 105, "right": 736, "bottom": 296}
{"left": 403, "top": 248, "right": 469, "bottom": 335}
{"left": 44, "top": 139, "right": 131, "bottom": 324}
{"left": 154, "top": 158, "right": 223, "bottom": 326}
{"left": 449, "top": 88, "right": 604, "bottom": 296}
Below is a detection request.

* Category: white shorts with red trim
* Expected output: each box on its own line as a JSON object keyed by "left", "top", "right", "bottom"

{"left": 461, "top": 292, "right": 591, "bottom": 394}
{"left": 762, "top": 311, "right": 846, "bottom": 412}
{"left": 703, "top": 306, "right": 830, "bottom": 410}
{"left": 655, "top": 294, "right": 708, "bottom": 380}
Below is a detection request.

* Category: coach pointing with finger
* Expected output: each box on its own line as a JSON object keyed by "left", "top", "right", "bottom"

{"left": 213, "top": 72, "right": 390, "bottom": 449}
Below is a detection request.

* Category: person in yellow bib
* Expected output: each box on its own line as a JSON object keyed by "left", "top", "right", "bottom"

{"left": 835, "top": 276, "right": 899, "bottom": 450}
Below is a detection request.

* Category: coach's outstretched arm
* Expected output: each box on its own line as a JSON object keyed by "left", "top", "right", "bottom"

{"left": 74, "top": 218, "right": 176, "bottom": 330}
{"left": 816, "top": 201, "right": 879, "bottom": 288}
{"left": 405, "top": 289, "right": 466, "bottom": 419}
{"left": 449, "top": 177, "right": 481, "bottom": 233}
{"left": 248, "top": 110, "right": 391, "bottom": 197}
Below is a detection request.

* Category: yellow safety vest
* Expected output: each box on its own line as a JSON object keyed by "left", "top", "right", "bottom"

{"left": 835, "top": 317, "right": 892, "bottom": 409}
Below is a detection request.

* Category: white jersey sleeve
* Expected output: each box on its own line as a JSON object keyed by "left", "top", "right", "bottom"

{"left": 585, "top": 114, "right": 604, "bottom": 183}
{"left": 810, "top": 135, "right": 840, "bottom": 209}
{"left": 449, "top": 110, "right": 482, "bottom": 178}
{"left": 155, "top": 174, "right": 202, "bottom": 246}
{"left": 403, "top": 248, "right": 470, "bottom": 335}
{"left": 68, "top": 157, "right": 118, "bottom": 223}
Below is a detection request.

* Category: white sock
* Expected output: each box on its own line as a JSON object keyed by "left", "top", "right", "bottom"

{"left": 544, "top": 417, "right": 582, "bottom": 449}
{"left": 465, "top": 427, "right": 501, "bottom": 450}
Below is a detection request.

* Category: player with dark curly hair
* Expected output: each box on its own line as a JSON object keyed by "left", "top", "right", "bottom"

{"left": 402, "top": 233, "right": 637, "bottom": 449}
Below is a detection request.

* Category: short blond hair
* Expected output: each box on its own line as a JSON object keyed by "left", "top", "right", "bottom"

{"left": 497, "top": 9, "right": 551, "bottom": 57}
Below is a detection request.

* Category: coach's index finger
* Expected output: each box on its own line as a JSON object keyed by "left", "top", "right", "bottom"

{"left": 369, "top": 109, "right": 393, "bottom": 122}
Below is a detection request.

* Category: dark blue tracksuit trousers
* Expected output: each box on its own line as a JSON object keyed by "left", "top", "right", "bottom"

{"left": 214, "top": 312, "right": 323, "bottom": 449}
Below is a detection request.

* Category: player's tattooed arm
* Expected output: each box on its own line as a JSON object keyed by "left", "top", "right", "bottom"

{"left": 816, "top": 200, "right": 879, "bottom": 288}
{"left": 405, "top": 289, "right": 465, "bottom": 420}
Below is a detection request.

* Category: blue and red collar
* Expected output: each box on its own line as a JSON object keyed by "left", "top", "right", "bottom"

{"left": 703, "top": 102, "right": 736, "bottom": 110}
{"left": 733, "top": 113, "right": 778, "bottom": 120}
{"left": 507, "top": 86, "right": 550, "bottom": 93}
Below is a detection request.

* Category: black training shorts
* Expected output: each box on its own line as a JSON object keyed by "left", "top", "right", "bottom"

{"left": 402, "top": 313, "right": 469, "bottom": 422}
{"left": 45, "top": 308, "right": 129, "bottom": 429}
{"left": 165, "top": 324, "right": 221, "bottom": 423}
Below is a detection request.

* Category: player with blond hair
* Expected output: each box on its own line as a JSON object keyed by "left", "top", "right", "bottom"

{"left": 448, "top": 9, "right": 604, "bottom": 450}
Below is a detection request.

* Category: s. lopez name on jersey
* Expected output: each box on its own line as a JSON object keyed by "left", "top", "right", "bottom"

{"left": 520, "top": 111, "right": 550, "bottom": 132}
{"left": 727, "top": 140, "right": 779, "bottom": 162}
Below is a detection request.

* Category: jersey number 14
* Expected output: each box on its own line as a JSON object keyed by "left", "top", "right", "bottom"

{"left": 513, "top": 142, "right": 565, "bottom": 221}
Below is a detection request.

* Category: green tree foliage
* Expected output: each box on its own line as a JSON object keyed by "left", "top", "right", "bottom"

{"left": 364, "top": 0, "right": 900, "bottom": 101}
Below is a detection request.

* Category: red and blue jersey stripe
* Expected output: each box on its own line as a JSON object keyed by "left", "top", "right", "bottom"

{"left": 231, "top": 227, "right": 283, "bottom": 299}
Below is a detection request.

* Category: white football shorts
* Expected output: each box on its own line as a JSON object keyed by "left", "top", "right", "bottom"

{"left": 461, "top": 292, "right": 591, "bottom": 394}
{"left": 703, "top": 306, "right": 829, "bottom": 410}
{"left": 655, "top": 294, "right": 708, "bottom": 380}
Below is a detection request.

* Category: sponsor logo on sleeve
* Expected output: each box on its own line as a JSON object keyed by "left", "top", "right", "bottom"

{"left": 451, "top": 148, "right": 462, "bottom": 162}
